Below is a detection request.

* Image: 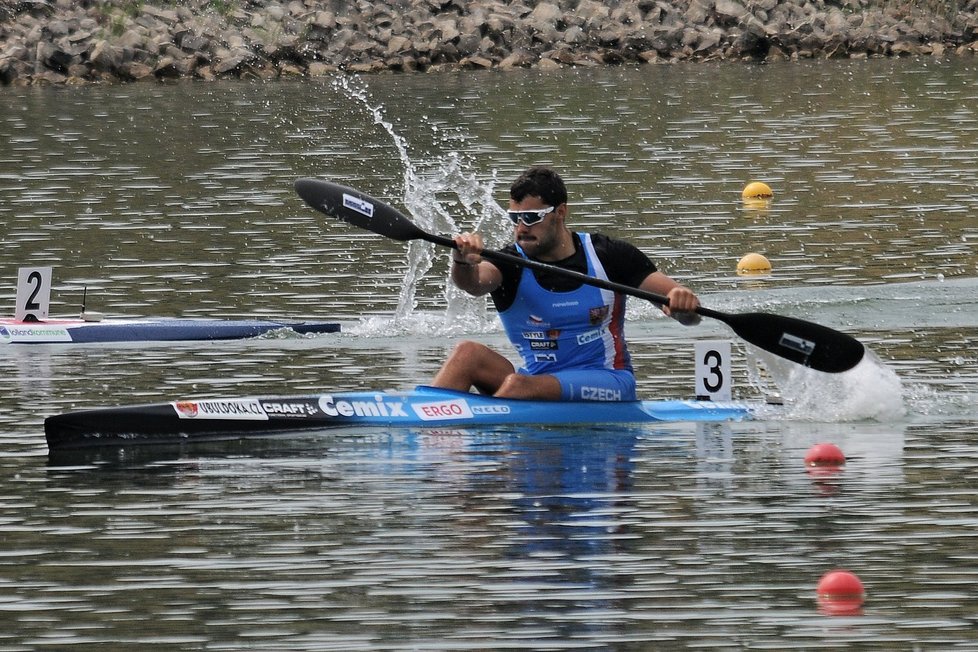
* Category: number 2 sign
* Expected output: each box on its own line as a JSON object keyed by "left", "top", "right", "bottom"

{"left": 15, "top": 266, "right": 52, "bottom": 322}
{"left": 695, "top": 340, "right": 732, "bottom": 401}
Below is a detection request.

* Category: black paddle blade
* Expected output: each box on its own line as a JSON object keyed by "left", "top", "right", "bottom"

{"left": 717, "top": 310, "right": 865, "bottom": 373}
{"left": 295, "top": 178, "right": 424, "bottom": 242}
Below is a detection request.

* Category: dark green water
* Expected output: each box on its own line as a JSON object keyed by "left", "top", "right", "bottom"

{"left": 0, "top": 58, "right": 975, "bottom": 649}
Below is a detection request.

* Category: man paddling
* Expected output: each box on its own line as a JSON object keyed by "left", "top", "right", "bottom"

{"left": 431, "top": 166, "right": 701, "bottom": 401}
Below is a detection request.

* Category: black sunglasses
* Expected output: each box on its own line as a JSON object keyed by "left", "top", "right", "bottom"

{"left": 506, "top": 206, "right": 555, "bottom": 226}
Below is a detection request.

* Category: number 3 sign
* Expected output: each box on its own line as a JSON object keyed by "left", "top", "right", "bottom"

{"left": 15, "top": 266, "right": 52, "bottom": 322}
{"left": 695, "top": 340, "right": 732, "bottom": 401}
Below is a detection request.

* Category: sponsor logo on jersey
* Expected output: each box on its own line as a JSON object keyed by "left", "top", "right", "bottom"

{"left": 530, "top": 340, "right": 558, "bottom": 350}
{"left": 576, "top": 328, "right": 604, "bottom": 345}
{"left": 524, "top": 329, "right": 562, "bottom": 340}
{"left": 589, "top": 305, "right": 609, "bottom": 325}
{"left": 534, "top": 353, "right": 558, "bottom": 363}
{"left": 581, "top": 386, "right": 622, "bottom": 401}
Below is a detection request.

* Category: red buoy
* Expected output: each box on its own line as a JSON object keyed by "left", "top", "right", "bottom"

{"left": 805, "top": 443, "right": 845, "bottom": 467}
{"left": 816, "top": 570, "right": 865, "bottom": 615}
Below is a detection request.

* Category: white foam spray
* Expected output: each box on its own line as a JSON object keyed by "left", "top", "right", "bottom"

{"left": 332, "top": 76, "right": 510, "bottom": 337}
{"left": 747, "top": 345, "right": 906, "bottom": 422}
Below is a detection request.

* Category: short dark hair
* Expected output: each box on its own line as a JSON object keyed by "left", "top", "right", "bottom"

{"left": 510, "top": 166, "right": 567, "bottom": 207}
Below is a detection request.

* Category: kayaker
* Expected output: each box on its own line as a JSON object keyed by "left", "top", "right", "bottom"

{"left": 431, "top": 166, "right": 701, "bottom": 401}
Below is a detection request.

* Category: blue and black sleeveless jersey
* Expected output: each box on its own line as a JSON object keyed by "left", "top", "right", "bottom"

{"left": 492, "top": 232, "right": 657, "bottom": 375}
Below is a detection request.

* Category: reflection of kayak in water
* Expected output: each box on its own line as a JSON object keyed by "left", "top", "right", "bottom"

{"left": 0, "top": 317, "right": 340, "bottom": 344}
{"left": 44, "top": 385, "right": 761, "bottom": 453}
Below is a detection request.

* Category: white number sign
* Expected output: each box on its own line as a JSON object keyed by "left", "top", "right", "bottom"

{"left": 695, "top": 340, "right": 732, "bottom": 401}
{"left": 15, "top": 266, "right": 52, "bottom": 321}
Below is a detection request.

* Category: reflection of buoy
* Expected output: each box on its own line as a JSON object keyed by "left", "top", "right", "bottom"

{"left": 742, "top": 181, "right": 773, "bottom": 200}
{"left": 736, "top": 252, "right": 772, "bottom": 275}
{"left": 805, "top": 443, "right": 845, "bottom": 467}
{"left": 816, "top": 570, "right": 865, "bottom": 616}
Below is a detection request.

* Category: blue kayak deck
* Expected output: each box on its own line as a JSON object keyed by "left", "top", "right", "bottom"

{"left": 311, "top": 385, "right": 753, "bottom": 426}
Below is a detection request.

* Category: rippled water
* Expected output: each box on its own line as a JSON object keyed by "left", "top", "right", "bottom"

{"left": 1, "top": 58, "right": 977, "bottom": 648}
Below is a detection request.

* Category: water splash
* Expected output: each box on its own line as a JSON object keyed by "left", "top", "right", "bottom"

{"left": 901, "top": 382, "right": 977, "bottom": 419}
{"left": 332, "top": 76, "right": 509, "bottom": 337}
{"left": 747, "top": 346, "right": 906, "bottom": 422}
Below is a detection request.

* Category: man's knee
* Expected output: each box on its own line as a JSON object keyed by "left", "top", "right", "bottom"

{"left": 496, "top": 373, "right": 561, "bottom": 400}
{"left": 450, "top": 340, "right": 489, "bottom": 361}
{"left": 496, "top": 372, "right": 523, "bottom": 393}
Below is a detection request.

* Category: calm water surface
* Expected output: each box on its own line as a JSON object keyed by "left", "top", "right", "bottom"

{"left": 1, "top": 58, "right": 976, "bottom": 649}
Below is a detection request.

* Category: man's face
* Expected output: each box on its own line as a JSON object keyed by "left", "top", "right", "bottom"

{"left": 508, "top": 196, "right": 562, "bottom": 258}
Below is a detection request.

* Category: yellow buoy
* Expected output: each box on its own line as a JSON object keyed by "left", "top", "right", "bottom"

{"left": 742, "top": 181, "right": 773, "bottom": 200}
{"left": 737, "top": 252, "right": 772, "bottom": 275}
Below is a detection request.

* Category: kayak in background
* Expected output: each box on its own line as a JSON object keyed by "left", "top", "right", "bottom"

{"left": 4, "top": 265, "right": 339, "bottom": 343}
{"left": 44, "top": 385, "right": 760, "bottom": 452}
{"left": 0, "top": 317, "right": 340, "bottom": 344}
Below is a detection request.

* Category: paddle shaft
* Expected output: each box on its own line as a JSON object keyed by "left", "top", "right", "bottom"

{"left": 421, "top": 230, "right": 689, "bottom": 312}
{"left": 420, "top": 231, "right": 797, "bottom": 348}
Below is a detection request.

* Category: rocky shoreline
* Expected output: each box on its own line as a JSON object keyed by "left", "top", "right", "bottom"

{"left": 2, "top": 0, "right": 978, "bottom": 85}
